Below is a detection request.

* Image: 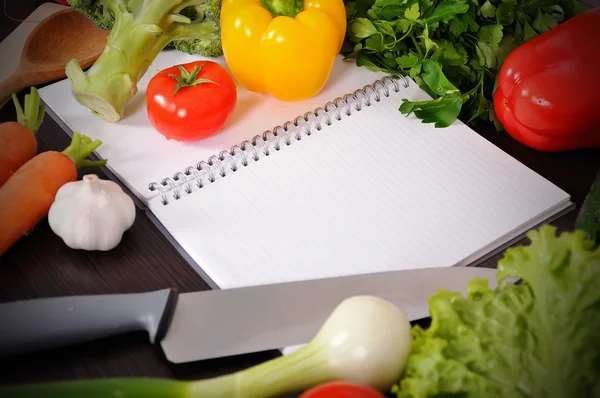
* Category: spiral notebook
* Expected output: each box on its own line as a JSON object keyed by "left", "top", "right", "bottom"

{"left": 38, "top": 53, "right": 572, "bottom": 290}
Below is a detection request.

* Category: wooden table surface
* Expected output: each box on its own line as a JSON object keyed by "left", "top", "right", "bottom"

{"left": 0, "top": 0, "right": 599, "bottom": 393}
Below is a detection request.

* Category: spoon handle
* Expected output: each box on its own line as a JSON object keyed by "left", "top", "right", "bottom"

{"left": 0, "top": 71, "right": 26, "bottom": 110}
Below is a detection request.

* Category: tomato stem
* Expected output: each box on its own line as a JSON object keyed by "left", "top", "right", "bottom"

{"left": 166, "top": 64, "right": 218, "bottom": 96}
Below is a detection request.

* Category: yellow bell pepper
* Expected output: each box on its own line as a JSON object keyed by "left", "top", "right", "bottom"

{"left": 220, "top": 0, "right": 347, "bottom": 102}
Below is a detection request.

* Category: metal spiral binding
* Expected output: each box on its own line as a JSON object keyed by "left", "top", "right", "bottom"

{"left": 148, "top": 74, "right": 409, "bottom": 205}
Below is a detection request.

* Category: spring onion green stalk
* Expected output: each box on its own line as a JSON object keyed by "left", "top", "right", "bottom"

{"left": 0, "top": 295, "right": 413, "bottom": 398}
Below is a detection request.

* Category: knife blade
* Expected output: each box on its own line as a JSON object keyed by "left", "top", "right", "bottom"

{"left": 0, "top": 266, "right": 498, "bottom": 363}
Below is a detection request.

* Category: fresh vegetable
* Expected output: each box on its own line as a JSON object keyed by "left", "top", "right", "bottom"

{"left": 300, "top": 382, "right": 386, "bottom": 398}
{"left": 0, "top": 295, "right": 413, "bottom": 397}
{"left": 0, "top": 87, "right": 45, "bottom": 187}
{"left": 342, "top": 0, "right": 589, "bottom": 128}
{"left": 65, "top": 0, "right": 224, "bottom": 123}
{"left": 220, "top": 0, "right": 347, "bottom": 102}
{"left": 0, "top": 133, "right": 106, "bottom": 256}
{"left": 493, "top": 8, "right": 600, "bottom": 151}
{"left": 68, "top": 0, "right": 223, "bottom": 56}
{"left": 167, "top": 2, "right": 224, "bottom": 57}
{"left": 389, "top": 224, "right": 600, "bottom": 398}
{"left": 575, "top": 171, "right": 600, "bottom": 247}
{"left": 48, "top": 174, "right": 136, "bottom": 251}
{"left": 146, "top": 61, "right": 237, "bottom": 142}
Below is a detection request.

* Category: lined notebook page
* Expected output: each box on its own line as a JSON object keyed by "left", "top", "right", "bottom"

{"left": 147, "top": 78, "right": 570, "bottom": 289}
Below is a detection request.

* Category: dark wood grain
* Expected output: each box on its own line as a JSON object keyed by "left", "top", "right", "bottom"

{"left": 0, "top": 0, "right": 599, "bottom": 393}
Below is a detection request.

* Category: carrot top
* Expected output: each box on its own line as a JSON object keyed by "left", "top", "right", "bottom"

{"left": 62, "top": 132, "right": 108, "bottom": 169}
{"left": 11, "top": 87, "right": 46, "bottom": 133}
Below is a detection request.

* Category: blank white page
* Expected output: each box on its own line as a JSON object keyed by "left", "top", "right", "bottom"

{"left": 147, "top": 77, "right": 570, "bottom": 289}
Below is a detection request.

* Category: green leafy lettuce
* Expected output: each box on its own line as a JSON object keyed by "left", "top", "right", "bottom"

{"left": 342, "top": 0, "right": 589, "bottom": 129}
{"left": 391, "top": 224, "right": 600, "bottom": 397}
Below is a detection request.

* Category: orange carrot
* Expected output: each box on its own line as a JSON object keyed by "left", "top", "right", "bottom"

{"left": 0, "top": 87, "right": 46, "bottom": 187}
{"left": 0, "top": 132, "right": 107, "bottom": 256}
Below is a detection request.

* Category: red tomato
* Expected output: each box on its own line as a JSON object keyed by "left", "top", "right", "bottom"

{"left": 299, "top": 382, "right": 386, "bottom": 398}
{"left": 146, "top": 61, "right": 237, "bottom": 142}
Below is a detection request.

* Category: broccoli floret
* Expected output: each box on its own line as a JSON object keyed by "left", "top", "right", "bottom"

{"left": 68, "top": 0, "right": 115, "bottom": 30}
{"left": 65, "top": 0, "right": 224, "bottom": 123}
{"left": 167, "top": 1, "right": 223, "bottom": 57}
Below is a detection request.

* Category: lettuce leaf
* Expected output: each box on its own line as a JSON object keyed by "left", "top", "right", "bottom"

{"left": 391, "top": 224, "right": 600, "bottom": 398}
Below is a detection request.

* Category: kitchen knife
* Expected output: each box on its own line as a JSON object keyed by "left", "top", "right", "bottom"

{"left": 0, "top": 266, "right": 499, "bottom": 363}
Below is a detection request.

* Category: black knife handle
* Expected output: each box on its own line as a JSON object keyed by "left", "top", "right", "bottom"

{"left": 0, "top": 288, "right": 178, "bottom": 358}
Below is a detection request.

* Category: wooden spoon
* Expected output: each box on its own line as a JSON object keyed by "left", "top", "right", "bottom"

{"left": 0, "top": 8, "right": 110, "bottom": 108}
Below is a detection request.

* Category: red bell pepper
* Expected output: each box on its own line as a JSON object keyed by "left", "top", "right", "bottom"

{"left": 493, "top": 8, "right": 600, "bottom": 152}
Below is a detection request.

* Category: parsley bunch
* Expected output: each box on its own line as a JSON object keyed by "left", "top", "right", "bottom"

{"left": 342, "top": 0, "right": 587, "bottom": 129}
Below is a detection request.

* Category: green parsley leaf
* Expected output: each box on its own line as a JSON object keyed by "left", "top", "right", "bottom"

{"left": 480, "top": 0, "right": 497, "bottom": 18}
{"left": 462, "top": 12, "right": 480, "bottom": 32}
{"left": 532, "top": 12, "right": 560, "bottom": 33}
{"left": 475, "top": 42, "right": 494, "bottom": 68}
{"left": 523, "top": 19, "right": 538, "bottom": 40}
{"left": 431, "top": 40, "right": 469, "bottom": 67}
{"left": 513, "top": 20, "right": 524, "bottom": 44}
{"left": 370, "top": 0, "right": 410, "bottom": 20}
{"left": 409, "top": 61, "right": 423, "bottom": 78}
{"left": 404, "top": 3, "right": 420, "bottom": 21}
{"left": 399, "top": 93, "right": 463, "bottom": 128}
{"left": 475, "top": 35, "right": 515, "bottom": 70}
{"left": 419, "top": 0, "right": 435, "bottom": 17}
{"left": 418, "top": 24, "right": 438, "bottom": 57}
{"left": 425, "top": 0, "right": 470, "bottom": 29}
{"left": 396, "top": 53, "right": 420, "bottom": 68}
{"left": 394, "top": 18, "right": 413, "bottom": 33}
{"left": 373, "top": 19, "right": 396, "bottom": 36}
{"left": 496, "top": 2, "right": 515, "bottom": 26}
{"left": 449, "top": 16, "right": 469, "bottom": 36}
{"left": 420, "top": 59, "right": 459, "bottom": 96}
{"left": 478, "top": 24, "right": 503, "bottom": 47}
{"left": 466, "top": 93, "right": 493, "bottom": 124}
{"left": 364, "top": 34, "right": 386, "bottom": 52}
{"left": 349, "top": 18, "right": 379, "bottom": 39}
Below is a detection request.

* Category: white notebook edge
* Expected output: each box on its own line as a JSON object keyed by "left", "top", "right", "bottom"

{"left": 143, "top": 196, "right": 574, "bottom": 291}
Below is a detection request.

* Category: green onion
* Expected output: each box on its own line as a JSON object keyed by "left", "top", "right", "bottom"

{"left": 1, "top": 295, "right": 413, "bottom": 398}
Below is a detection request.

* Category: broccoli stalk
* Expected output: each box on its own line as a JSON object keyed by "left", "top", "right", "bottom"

{"left": 66, "top": 0, "right": 222, "bottom": 123}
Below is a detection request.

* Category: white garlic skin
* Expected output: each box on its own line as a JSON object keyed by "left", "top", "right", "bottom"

{"left": 48, "top": 174, "right": 136, "bottom": 251}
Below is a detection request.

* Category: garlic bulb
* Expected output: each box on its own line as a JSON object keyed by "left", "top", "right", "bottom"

{"left": 48, "top": 174, "right": 136, "bottom": 251}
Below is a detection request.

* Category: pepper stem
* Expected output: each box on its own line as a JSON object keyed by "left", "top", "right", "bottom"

{"left": 260, "top": 0, "right": 304, "bottom": 17}
{"left": 61, "top": 132, "right": 108, "bottom": 169}
{"left": 166, "top": 64, "right": 218, "bottom": 96}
